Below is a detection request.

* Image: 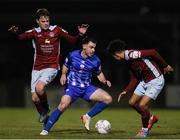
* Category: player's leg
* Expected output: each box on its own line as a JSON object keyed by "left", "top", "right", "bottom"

{"left": 35, "top": 80, "right": 50, "bottom": 122}
{"left": 135, "top": 95, "right": 151, "bottom": 138}
{"left": 145, "top": 75, "right": 164, "bottom": 130}
{"left": 129, "top": 81, "right": 147, "bottom": 115}
{"left": 31, "top": 92, "right": 43, "bottom": 115}
{"left": 35, "top": 68, "right": 58, "bottom": 123}
{"left": 139, "top": 96, "right": 152, "bottom": 128}
{"left": 81, "top": 86, "right": 112, "bottom": 130}
{"left": 146, "top": 75, "right": 164, "bottom": 130}
{"left": 129, "top": 81, "right": 150, "bottom": 138}
{"left": 136, "top": 75, "right": 165, "bottom": 138}
{"left": 40, "top": 85, "right": 79, "bottom": 135}
{"left": 31, "top": 70, "right": 44, "bottom": 118}
{"left": 129, "top": 94, "right": 155, "bottom": 130}
{"left": 88, "top": 88, "right": 112, "bottom": 117}
{"left": 40, "top": 95, "right": 72, "bottom": 135}
{"left": 128, "top": 94, "right": 142, "bottom": 114}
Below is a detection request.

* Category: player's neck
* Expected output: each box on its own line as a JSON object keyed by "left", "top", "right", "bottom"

{"left": 81, "top": 51, "right": 88, "bottom": 58}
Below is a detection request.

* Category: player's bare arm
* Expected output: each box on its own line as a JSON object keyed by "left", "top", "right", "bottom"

{"left": 60, "top": 65, "right": 69, "bottom": 86}
{"left": 97, "top": 72, "right": 111, "bottom": 87}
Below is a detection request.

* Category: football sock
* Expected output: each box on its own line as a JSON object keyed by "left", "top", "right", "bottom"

{"left": 141, "top": 109, "right": 150, "bottom": 128}
{"left": 40, "top": 93, "right": 49, "bottom": 110}
{"left": 87, "top": 102, "right": 108, "bottom": 118}
{"left": 149, "top": 112, "right": 153, "bottom": 119}
{"left": 142, "top": 128, "right": 148, "bottom": 131}
{"left": 132, "top": 104, "right": 142, "bottom": 115}
{"left": 34, "top": 101, "right": 43, "bottom": 115}
{"left": 44, "top": 108, "right": 62, "bottom": 132}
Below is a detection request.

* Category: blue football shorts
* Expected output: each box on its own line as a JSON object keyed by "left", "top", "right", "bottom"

{"left": 64, "top": 85, "right": 98, "bottom": 102}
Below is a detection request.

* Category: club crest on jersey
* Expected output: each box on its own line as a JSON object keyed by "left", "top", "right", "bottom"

{"left": 49, "top": 32, "right": 55, "bottom": 37}
{"left": 66, "top": 88, "right": 69, "bottom": 92}
{"left": 129, "top": 51, "right": 141, "bottom": 59}
{"left": 45, "top": 39, "right": 50, "bottom": 44}
{"left": 80, "top": 64, "right": 85, "bottom": 69}
{"left": 81, "top": 60, "right": 85, "bottom": 64}
{"left": 65, "top": 58, "right": 68, "bottom": 63}
{"left": 37, "top": 34, "right": 42, "bottom": 37}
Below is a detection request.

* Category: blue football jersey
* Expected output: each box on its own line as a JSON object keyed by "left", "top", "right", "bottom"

{"left": 64, "top": 50, "right": 101, "bottom": 88}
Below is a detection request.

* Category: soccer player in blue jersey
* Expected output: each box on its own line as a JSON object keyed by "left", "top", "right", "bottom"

{"left": 40, "top": 37, "right": 112, "bottom": 135}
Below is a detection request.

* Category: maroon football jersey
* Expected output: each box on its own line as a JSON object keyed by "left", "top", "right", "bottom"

{"left": 17, "top": 25, "right": 79, "bottom": 70}
{"left": 124, "top": 49, "right": 168, "bottom": 93}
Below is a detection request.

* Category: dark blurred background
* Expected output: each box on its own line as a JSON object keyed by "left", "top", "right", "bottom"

{"left": 0, "top": 0, "right": 179, "bottom": 108}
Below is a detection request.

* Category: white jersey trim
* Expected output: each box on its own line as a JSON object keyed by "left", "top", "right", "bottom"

{"left": 124, "top": 50, "right": 130, "bottom": 60}
{"left": 34, "top": 27, "right": 41, "bottom": 32}
{"left": 49, "top": 25, "right": 57, "bottom": 31}
{"left": 143, "top": 59, "right": 160, "bottom": 77}
{"left": 124, "top": 50, "right": 141, "bottom": 60}
{"left": 34, "top": 25, "right": 57, "bottom": 33}
{"left": 32, "top": 39, "right": 36, "bottom": 69}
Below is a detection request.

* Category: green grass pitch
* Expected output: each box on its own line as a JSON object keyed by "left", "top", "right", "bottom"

{"left": 0, "top": 108, "right": 180, "bottom": 139}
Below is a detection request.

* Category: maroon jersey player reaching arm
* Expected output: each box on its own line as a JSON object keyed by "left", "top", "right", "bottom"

{"left": 8, "top": 8, "right": 89, "bottom": 125}
{"left": 107, "top": 39, "right": 174, "bottom": 138}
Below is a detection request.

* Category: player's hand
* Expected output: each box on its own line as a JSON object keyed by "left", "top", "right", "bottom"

{"left": 78, "top": 24, "right": 89, "bottom": 36}
{"left": 106, "top": 80, "right": 111, "bottom": 87}
{"left": 8, "top": 25, "right": 19, "bottom": 33}
{"left": 164, "top": 65, "right": 174, "bottom": 74}
{"left": 117, "top": 91, "right": 127, "bottom": 102}
{"left": 60, "top": 74, "right": 67, "bottom": 86}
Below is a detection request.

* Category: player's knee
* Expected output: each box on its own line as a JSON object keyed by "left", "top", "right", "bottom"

{"left": 59, "top": 103, "right": 68, "bottom": 112}
{"left": 104, "top": 95, "right": 112, "bottom": 104}
{"left": 35, "top": 84, "right": 45, "bottom": 95}
{"left": 138, "top": 103, "right": 147, "bottom": 109}
{"left": 31, "top": 94, "right": 40, "bottom": 103}
{"left": 128, "top": 100, "right": 136, "bottom": 107}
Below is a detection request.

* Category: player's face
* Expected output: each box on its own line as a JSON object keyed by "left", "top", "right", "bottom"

{"left": 83, "top": 41, "right": 96, "bottom": 57}
{"left": 36, "top": 16, "right": 50, "bottom": 30}
{"left": 112, "top": 51, "right": 124, "bottom": 61}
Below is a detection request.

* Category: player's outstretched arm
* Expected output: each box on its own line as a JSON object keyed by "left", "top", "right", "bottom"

{"left": 58, "top": 24, "right": 89, "bottom": 44}
{"left": 140, "top": 49, "right": 169, "bottom": 67}
{"left": 78, "top": 24, "right": 89, "bottom": 36}
{"left": 8, "top": 25, "right": 19, "bottom": 34}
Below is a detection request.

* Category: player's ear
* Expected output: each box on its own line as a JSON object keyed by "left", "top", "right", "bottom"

{"left": 82, "top": 44, "right": 86, "bottom": 49}
{"left": 36, "top": 19, "right": 39, "bottom": 24}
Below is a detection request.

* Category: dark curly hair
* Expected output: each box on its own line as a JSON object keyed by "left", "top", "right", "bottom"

{"left": 107, "top": 39, "right": 127, "bottom": 55}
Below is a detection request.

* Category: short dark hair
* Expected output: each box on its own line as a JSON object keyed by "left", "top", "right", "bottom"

{"left": 107, "top": 39, "right": 127, "bottom": 55}
{"left": 36, "top": 8, "right": 50, "bottom": 19}
{"left": 81, "top": 36, "right": 97, "bottom": 45}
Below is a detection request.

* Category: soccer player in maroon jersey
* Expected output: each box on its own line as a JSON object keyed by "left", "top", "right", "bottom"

{"left": 8, "top": 8, "right": 89, "bottom": 124}
{"left": 107, "top": 39, "right": 174, "bottom": 138}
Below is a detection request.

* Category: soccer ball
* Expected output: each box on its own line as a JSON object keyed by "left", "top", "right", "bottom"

{"left": 95, "top": 120, "right": 111, "bottom": 134}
